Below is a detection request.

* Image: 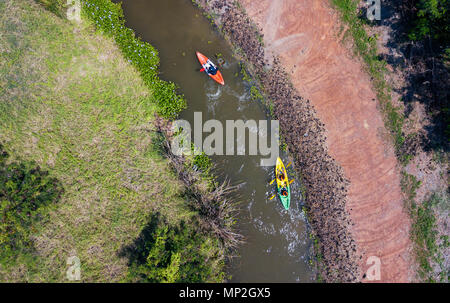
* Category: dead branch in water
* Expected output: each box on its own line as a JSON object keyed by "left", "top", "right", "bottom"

{"left": 159, "top": 132, "right": 244, "bottom": 249}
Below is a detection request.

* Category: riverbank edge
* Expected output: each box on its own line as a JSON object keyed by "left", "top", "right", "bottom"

{"left": 193, "top": 0, "right": 363, "bottom": 282}
{"left": 79, "top": 0, "right": 245, "bottom": 278}
{"left": 28, "top": 0, "right": 241, "bottom": 281}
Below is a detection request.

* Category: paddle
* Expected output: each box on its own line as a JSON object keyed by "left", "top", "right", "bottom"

{"left": 289, "top": 179, "right": 294, "bottom": 184}
{"left": 286, "top": 162, "right": 292, "bottom": 168}
{"left": 269, "top": 194, "right": 276, "bottom": 200}
{"left": 269, "top": 179, "right": 275, "bottom": 185}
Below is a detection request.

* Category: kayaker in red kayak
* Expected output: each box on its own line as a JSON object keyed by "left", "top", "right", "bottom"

{"left": 196, "top": 51, "right": 225, "bottom": 85}
{"left": 200, "top": 62, "right": 218, "bottom": 75}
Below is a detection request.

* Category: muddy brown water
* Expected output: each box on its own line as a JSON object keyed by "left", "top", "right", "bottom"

{"left": 117, "top": 0, "right": 313, "bottom": 282}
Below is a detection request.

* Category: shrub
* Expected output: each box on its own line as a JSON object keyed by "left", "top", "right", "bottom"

{"left": 192, "top": 152, "right": 212, "bottom": 174}
{"left": 152, "top": 80, "right": 187, "bottom": 119}
{"left": 127, "top": 215, "right": 223, "bottom": 282}
{"left": 0, "top": 144, "right": 63, "bottom": 257}
{"left": 409, "top": 0, "right": 450, "bottom": 44}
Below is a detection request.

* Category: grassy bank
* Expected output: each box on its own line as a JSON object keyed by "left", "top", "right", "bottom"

{"left": 0, "top": 0, "right": 229, "bottom": 282}
{"left": 401, "top": 172, "right": 449, "bottom": 282}
{"left": 331, "top": 0, "right": 448, "bottom": 281}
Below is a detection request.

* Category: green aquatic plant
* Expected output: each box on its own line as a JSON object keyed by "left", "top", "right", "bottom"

{"left": 193, "top": 153, "right": 213, "bottom": 174}
{"left": 250, "top": 85, "right": 263, "bottom": 101}
{"left": 81, "top": 0, "right": 187, "bottom": 119}
{"left": 239, "top": 63, "right": 252, "bottom": 83}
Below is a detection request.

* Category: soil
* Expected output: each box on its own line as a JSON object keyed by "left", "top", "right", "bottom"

{"left": 368, "top": 0, "right": 449, "bottom": 281}
{"left": 195, "top": 0, "right": 415, "bottom": 282}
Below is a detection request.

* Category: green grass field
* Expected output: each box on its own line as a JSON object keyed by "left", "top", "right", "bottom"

{"left": 0, "top": 0, "right": 225, "bottom": 282}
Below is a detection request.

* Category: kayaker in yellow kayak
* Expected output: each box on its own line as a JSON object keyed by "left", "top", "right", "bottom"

{"left": 274, "top": 157, "right": 291, "bottom": 209}
{"left": 278, "top": 172, "right": 284, "bottom": 181}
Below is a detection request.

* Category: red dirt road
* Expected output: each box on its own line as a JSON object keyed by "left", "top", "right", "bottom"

{"left": 240, "top": 0, "right": 414, "bottom": 282}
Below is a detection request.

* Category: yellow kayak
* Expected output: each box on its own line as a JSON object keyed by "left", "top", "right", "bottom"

{"left": 275, "top": 157, "right": 290, "bottom": 210}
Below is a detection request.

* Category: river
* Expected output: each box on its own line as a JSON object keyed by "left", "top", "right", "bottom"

{"left": 117, "top": 0, "right": 313, "bottom": 282}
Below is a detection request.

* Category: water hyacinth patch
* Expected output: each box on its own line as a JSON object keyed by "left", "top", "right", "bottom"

{"left": 81, "top": 0, "right": 187, "bottom": 119}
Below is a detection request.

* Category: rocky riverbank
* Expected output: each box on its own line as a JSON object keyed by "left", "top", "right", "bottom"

{"left": 194, "top": 0, "right": 363, "bottom": 282}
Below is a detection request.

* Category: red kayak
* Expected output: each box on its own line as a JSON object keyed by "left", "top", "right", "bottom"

{"left": 196, "top": 51, "right": 225, "bottom": 85}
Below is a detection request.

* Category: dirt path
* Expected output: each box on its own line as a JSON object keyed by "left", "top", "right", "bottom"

{"left": 239, "top": 0, "right": 414, "bottom": 282}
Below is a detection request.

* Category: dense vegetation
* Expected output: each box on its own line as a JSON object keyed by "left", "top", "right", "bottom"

{"left": 82, "top": 0, "right": 187, "bottom": 119}
{"left": 409, "top": 0, "right": 450, "bottom": 47}
{"left": 0, "top": 0, "right": 227, "bottom": 282}
{"left": 0, "top": 145, "right": 63, "bottom": 259}
{"left": 408, "top": 0, "right": 450, "bottom": 141}
{"left": 124, "top": 214, "right": 224, "bottom": 282}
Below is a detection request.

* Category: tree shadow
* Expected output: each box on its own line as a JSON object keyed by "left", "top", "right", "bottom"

{"left": 0, "top": 143, "right": 65, "bottom": 256}
{"left": 375, "top": 0, "right": 449, "bottom": 152}
{"left": 117, "top": 212, "right": 161, "bottom": 267}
